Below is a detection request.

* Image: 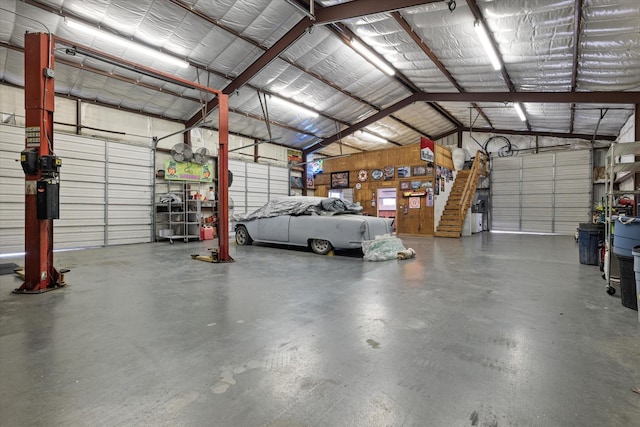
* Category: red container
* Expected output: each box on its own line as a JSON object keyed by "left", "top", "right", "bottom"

{"left": 200, "top": 226, "right": 215, "bottom": 240}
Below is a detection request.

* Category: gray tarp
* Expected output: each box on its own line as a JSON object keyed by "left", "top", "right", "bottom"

{"left": 234, "top": 197, "right": 363, "bottom": 221}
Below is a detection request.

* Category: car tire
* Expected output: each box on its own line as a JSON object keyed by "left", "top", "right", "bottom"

{"left": 310, "top": 239, "right": 332, "bottom": 255}
{"left": 235, "top": 226, "right": 253, "bottom": 246}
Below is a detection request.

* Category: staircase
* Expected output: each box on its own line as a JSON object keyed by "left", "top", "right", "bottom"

{"left": 435, "top": 151, "right": 488, "bottom": 238}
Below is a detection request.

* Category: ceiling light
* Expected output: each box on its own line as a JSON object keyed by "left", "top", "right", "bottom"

{"left": 269, "top": 96, "right": 319, "bottom": 118}
{"left": 473, "top": 20, "right": 501, "bottom": 71}
{"left": 513, "top": 103, "right": 527, "bottom": 121}
{"left": 65, "top": 19, "right": 189, "bottom": 68}
{"left": 351, "top": 40, "right": 395, "bottom": 76}
{"left": 284, "top": 0, "right": 315, "bottom": 20}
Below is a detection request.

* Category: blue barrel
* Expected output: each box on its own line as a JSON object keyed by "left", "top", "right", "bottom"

{"left": 613, "top": 216, "right": 640, "bottom": 258}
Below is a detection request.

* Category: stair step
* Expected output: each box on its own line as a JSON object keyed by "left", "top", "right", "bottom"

{"left": 435, "top": 231, "right": 462, "bottom": 238}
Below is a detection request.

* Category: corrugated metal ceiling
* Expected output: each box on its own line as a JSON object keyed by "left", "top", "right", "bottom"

{"left": 0, "top": 0, "right": 638, "bottom": 156}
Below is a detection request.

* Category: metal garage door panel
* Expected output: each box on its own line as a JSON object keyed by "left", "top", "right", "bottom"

{"left": 107, "top": 142, "right": 153, "bottom": 245}
{"left": 52, "top": 135, "right": 107, "bottom": 249}
{"left": 522, "top": 220, "right": 553, "bottom": 233}
{"left": 492, "top": 182, "right": 520, "bottom": 195}
{"left": 555, "top": 150, "right": 590, "bottom": 166}
{"left": 229, "top": 160, "right": 247, "bottom": 214}
{"left": 0, "top": 126, "right": 25, "bottom": 252}
{"left": 555, "top": 181, "right": 591, "bottom": 193}
{"left": 492, "top": 157, "right": 521, "bottom": 171}
{"left": 491, "top": 169, "right": 519, "bottom": 182}
{"left": 522, "top": 182, "right": 553, "bottom": 194}
{"left": 521, "top": 194, "right": 552, "bottom": 207}
{"left": 492, "top": 195, "right": 518, "bottom": 207}
{"left": 269, "top": 165, "right": 290, "bottom": 198}
{"left": 523, "top": 153, "right": 553, "bottom": 168}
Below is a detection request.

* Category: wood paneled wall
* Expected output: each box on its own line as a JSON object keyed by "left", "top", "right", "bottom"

{"left": 313, "top": 143, "right": 453, "bottom": 236}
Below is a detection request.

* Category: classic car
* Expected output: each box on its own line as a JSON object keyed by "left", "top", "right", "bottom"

{"left": 233, "top": 197, "right": 394, "bottom": 254}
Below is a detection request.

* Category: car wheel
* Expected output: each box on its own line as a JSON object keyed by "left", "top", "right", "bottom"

{"left": 235, "top": 226, "right": 253, "bottom": 246}
{"left": 310, "top": 239, "right": 332, "bottom": 255}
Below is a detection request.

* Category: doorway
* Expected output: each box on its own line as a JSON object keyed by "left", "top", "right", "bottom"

{"left": 377, "top": 188, "right": 396, "bottom": 219}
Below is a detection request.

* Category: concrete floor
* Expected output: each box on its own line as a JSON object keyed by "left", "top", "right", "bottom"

{"left": 0, "top": 233, "right": 638, "bottom": 426}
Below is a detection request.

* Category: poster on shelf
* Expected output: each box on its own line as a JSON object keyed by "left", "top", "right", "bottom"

{"left": 164, "top": 160, "right": 213, "bottom": 182}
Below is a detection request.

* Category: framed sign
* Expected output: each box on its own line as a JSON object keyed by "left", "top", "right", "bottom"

{"left": 409, "top": 197, "right": 421, "bottom": 209}
{"left": 331, "top": 171, "right": 349, "bottom": 189}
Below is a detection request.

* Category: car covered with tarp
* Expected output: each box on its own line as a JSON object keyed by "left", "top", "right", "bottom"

{"left": 233, "top": 197, "right": 394, "bottom": 254}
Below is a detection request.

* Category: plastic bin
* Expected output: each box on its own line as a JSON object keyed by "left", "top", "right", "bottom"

{"left": 578, "top": 224, "right": 604, "bottom": 265}
{"left": 612, "top": 216, "right": 640, "bottom": 258}
{"left": 633, "top": 246, "right": 640, "bottom": 321}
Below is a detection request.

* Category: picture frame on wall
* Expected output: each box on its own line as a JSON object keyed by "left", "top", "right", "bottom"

{"left": 331, "top": 171, "right": 350, "bottom": 189}
{"left": 400, "top": 181, "right": 410, "bottom": 190}
{"left": 412, "top": 165, "right": 427, "bottom": 176}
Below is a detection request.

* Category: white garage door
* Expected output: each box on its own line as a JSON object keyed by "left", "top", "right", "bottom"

{"left": 0, "top": 124, "right": 153, "bottom": 254}
{"left": 491, "top": 150, "right": 591, "bottom": 235}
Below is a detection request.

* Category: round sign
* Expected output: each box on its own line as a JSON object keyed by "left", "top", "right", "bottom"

{"left": 371, "top": 169, "right": 383, "bottom": 180}
{"left": 355, "top": 183, "right": 362, "bottom": 190}
{"left": 357, "top": 169, "right": 368, "bottom": 182}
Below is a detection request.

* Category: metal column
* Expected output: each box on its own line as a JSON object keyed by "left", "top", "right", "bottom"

{"left": 15, "top": 32, "right": 66, "bottom": 293}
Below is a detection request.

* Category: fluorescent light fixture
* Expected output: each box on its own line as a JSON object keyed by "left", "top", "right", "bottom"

{"left": 473, "top": 20, "right": 501, "bottom": 71}
{"left": 65, "top": 19, "right": 189, "bottom": 68}
{"left": 284, "top": 0, "right": 315, "bottom": 20}
{"left": 351, "top": 40, "right": 395, "bottom": 76}
{"left": 269, "top": 96, "right": 319, "bottom": 118}
{"left": 359, "top": 130, "right": 388, "bottom": 144}
{"left": 513, "top": 103, "right": 527, "bottom": 121}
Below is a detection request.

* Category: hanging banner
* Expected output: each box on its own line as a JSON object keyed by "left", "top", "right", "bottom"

{"left": 420, "top": 136, "right": 435, "bottom": 163}
{"left": 164, "top": 159, "right": 213, "bottom": 182}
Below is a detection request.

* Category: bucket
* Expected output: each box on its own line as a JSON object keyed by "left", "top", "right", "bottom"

{"left": 612, "top": 216, "right": 640, "bottom": 258}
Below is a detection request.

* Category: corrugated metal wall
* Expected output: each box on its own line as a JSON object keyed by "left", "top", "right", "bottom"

{"left": 491, "top": 150, "right": 591, "bottom": 235}
{"left": 0, "top": 124, "right": 153, "bottom": 254}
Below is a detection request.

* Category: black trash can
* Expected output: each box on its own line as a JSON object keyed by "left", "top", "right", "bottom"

{"left": 578, "top": 223, "right": 604, "bottom": 266}
{"left": 618, "top": 255, "right": 638, "bottom": 311}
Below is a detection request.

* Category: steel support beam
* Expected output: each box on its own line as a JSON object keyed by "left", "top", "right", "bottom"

{"left": 15, "top": 33, "right": 65, "bottom": 293}
{"left": 569, "top": 0, "right": 583, "bottom": 133}
{"left": 391, "top": 11, "right": 493, "bottom": 128}
{"left": 314, "top": 0, "right": 441, "bottom": 24}
{"left": 412, "top": 92, "right": 639, "bottom": 104}
{"left": 303, "top": 93, "right": 420, "bottom": 155}
{"left": 185, "top": 18, "right": 311, "bottom": 128}
{"left": 459, "top": 126, "right": 617, "bottom": 142}
{"left": 53, "top": 36, "right": 233, "bottom": 262}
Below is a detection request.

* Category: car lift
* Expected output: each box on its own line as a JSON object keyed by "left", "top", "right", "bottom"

{"left": 14, "top": 33, "right": 67, "bottom": 294}
{"left": 14, "top": 32, "right": 233, "bottom": 294}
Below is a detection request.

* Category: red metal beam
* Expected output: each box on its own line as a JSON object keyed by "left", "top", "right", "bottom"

{"left": 185, "top": 18, "right": 312, "bottom": 128}
{"left": 411, "top": 91, "right": 639, "bottom": 104}
{"left": 53, "top": 36, "right": 233, "bottom": 262}
{"left": 16, "top": 33, "right": 63, "bottom": 293}
{"left": 303, "top": 93, "right": 421, "bottom": 155}
{"left": 391, "top": 11, "right": 493, "bottom": 128}
{"left": 314, "top": 0, "right": 441, "bottom": 24}
{"left": 569, "top": 0, "right": 583, "bottom": 133}
{"left": 459, "top": 126, "right": 617, "bottom": 142}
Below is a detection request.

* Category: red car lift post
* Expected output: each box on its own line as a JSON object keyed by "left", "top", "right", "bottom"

{"left": 15, "top": 32, "right": 66, "bottom": 293}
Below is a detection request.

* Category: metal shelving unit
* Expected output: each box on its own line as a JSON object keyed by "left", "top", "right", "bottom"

{"left": 603, "top": 141, "right": 640, "bottom": 294}
{"left": 155, "top": 181, "right": 201, "bottom": 244}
